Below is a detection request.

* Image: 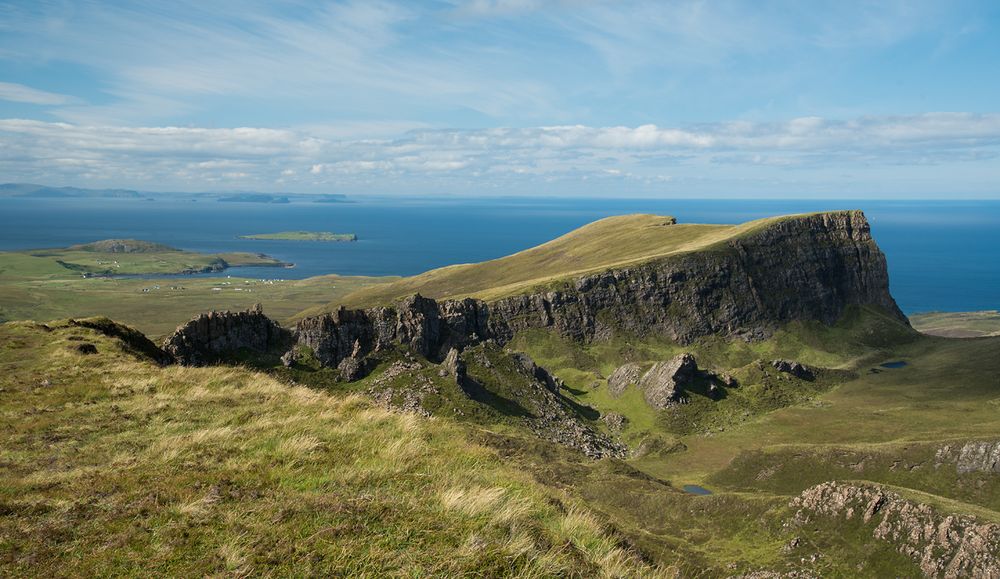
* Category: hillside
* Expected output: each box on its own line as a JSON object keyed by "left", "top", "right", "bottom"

{"left": 325, "top": 214, "right": 738, "bottom": 308}
{"left": 0, "top": 319, "right": 658, "bottom": 576}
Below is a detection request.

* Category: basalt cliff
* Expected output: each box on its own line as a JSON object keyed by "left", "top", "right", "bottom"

{"left": 163, "top": 211, "right": 905, "bottom": 373}
{"left": 292, "top": 210, "right": 904, "bottom": 371}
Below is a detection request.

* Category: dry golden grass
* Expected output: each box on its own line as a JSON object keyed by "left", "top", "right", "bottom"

{"left": 0, "top": 319, "right": 663, "bottom": 577}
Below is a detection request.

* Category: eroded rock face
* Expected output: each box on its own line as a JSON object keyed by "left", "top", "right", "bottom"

{"left": 295, "top": 211, "right": 906, "bottom": 375}
{"left": 790, "top": 481, "right": 1000, "bottom": 578}
{"left": 294, "top": 296, "right": 490, "bottom": 370}
{"left": 162, "top": 304, "right": 292, "bottom": 365}
{"left": 936, "top": 441, "right": 1000, "bottom": 474}
{"left": 639, "top": 353, "right": 697, "bottom": 409}
{"left": 608, "top": 363, "right": 641, "bottom": 397}
{"left": 486, "top": 211, "right": 906, "bottom": 344}
{"left": 771, "top": 359, "right": 815, "bottom": 381}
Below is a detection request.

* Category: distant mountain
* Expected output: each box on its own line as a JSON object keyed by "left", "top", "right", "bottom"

{"left": 0, "top": 183, "right": 142, "bottom": 199}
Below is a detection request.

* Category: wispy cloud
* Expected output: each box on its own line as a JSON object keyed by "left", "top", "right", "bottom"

{"left": 2, "top": 113, "right": 999, "bottom": 195}
{"left": 0, "top": 82, "right": 78, "bottom": 106}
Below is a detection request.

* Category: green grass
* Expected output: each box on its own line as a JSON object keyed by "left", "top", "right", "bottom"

{"left": 0, "top": 320, "right": 661, "bottom": 577}
{"left": 10, "top": 242, "right": 288, "bottom": 276}
{"left": 910, "top": 310, "right": 1000, "bottom": 337}
{"left": 0, "top": 241, "right": 396, "bottom": 338}
{"left": 239, "top": 231, "right": 357, "bottom": 242}
{"left": 330, "top": 212, "right": 827, "bottom": 309}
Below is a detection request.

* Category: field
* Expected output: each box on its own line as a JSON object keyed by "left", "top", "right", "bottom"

{"left": 910, "top": 310, "right": 1000, "bottom": 337}
{"left": 0, "top": 246, "right": 391, "bottom": 338}
{"left": 238, "top": 231, "right": 357, "bottom": 241}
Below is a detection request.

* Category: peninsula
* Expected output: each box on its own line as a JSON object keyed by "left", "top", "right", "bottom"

{"left": 14, "top": 238, "right": 292, "bottom": 276}
{"left": 239, "top": 231, "right": 357, "bottom": 242}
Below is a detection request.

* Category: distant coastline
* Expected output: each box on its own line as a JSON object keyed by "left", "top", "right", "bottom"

{"left": 239, "top": 231, "right": 357, "bottom": 242}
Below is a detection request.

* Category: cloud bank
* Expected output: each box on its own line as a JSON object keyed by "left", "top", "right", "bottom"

{"left": 3, "top": 113, "right": 999, "bottom": 197}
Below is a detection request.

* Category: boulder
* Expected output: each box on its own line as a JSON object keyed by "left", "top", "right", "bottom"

{"left": 439, "top": 347, "right": 466, "bottom": 384}
{"left": 639, "top": 353, "right": 698, "bottom": 409}
{"left": 607, "top": 363, "right": 641, "bottom": 397}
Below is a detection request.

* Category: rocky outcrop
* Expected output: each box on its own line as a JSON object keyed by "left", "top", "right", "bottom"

{"left": 162, "top": 304, "right": 292, "bottom": 365}
{"left": 439, "top": 347, "right": 466, "bottom": 384}
{"left": 293, "top": 211, "right": 906, "bottom": 375}
{"left": 639, "top": 353, "right": 697, "bottom": 409}
{"left": 608, "top": 363, "right": 641, "bottom": 397}
{"left": 790, "top": 481, "right": 1000, "bottom": 578}
{"left": 936, "top": 441, "right": 1000, "bottom": 474}
{"left": 294, "top": 295, "right": 489, "bottom": 370}
{"left": 771, "top": 359, "right": 815, "bottom": 381}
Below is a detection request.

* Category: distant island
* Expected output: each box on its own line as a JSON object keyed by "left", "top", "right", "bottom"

{"left": 217, "top": 194, "right": 290, "bottom": 204}
{"left": 239, "top": 231, "right": 357, "bottom": 242}
{"left": 17, "top": 238, "right": 292, "bottom": 276}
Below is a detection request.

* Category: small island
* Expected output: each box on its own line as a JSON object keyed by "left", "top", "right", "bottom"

{"left": 239, "top": 231, "right": 357, "bottom": 242}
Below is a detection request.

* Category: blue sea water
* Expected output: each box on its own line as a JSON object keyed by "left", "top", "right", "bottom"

{"left": 1, "top": 196, "right": 998, "bottom": 314}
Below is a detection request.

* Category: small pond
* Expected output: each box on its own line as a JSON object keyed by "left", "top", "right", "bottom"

{"left": 681, "top": 484, "right": 713, "bottom": 495}
{"left": 880, "top": 361, "right": 908, "bottom": 369}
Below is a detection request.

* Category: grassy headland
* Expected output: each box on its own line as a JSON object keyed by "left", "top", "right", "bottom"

{"left": 910, "top": 310, "right": 1000, "bottom": 337}
{"left": 323, "top": 212, "right": 816, "bottom": 310}
{"left": 239, "top": 231, "right": 357, "bottom": 242}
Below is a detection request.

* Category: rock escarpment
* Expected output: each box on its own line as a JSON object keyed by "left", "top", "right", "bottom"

{"left": 163, "top": 304, "right": 292, "bottom": 365}
{"left": 936, "top": 441, "right": 1000, "bottom": 474}
{"left": 293, "top": 211, "right": 904, "bottom": 373}
{"left": 790, "top": 481, "right": 1000, "bottom": 578}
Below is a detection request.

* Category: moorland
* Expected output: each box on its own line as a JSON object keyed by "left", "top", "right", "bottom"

{"left": 2, "top": 211, "right": 999, "bottom": 576}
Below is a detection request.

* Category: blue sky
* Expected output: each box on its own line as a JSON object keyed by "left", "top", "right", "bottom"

{"left": 2, "top": 0, "right": 1000, "bottom": 197}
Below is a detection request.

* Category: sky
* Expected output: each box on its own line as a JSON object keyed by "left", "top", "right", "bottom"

{"left": 1, "top": 0, "right": 1000, "bottom": 198}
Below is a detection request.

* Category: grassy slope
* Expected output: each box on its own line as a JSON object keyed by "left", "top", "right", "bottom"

{"left": 326, "top": 213, "right": 805, "bottom": 310}
{"left": 910, "top": 310, "right": 1000, "bottom": 337}
{"left": 0, "top": 320, "right": 659, "bottom": 577}
{"left": 0, "top": 318, "right": 933, "bottom": 577}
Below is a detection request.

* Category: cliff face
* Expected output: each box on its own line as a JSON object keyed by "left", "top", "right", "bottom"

{"left": 295, "top": 211, "right": 905, "bottom": 370}
{"left": 488, "top": 210, "right": 904, "bottom": 343}
{"left": 163, "top": 304, "right": 292, "bottom": 365}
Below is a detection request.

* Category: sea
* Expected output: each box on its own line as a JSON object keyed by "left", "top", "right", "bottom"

{"left": 1, "top": 196, "right": 998, "bottom": 315}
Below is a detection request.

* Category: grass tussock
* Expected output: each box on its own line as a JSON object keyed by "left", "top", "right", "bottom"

{"left": 0, "top": 320, "right": 662, "bottom": 577}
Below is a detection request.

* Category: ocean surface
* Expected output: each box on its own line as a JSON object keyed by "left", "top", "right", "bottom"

{"left": 1, "top": 196, "right": 998, "bottom": 315}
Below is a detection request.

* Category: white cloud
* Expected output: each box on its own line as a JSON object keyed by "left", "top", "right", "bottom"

{"left": 0, "top": 82, "right": 78, "bottom": 106}
{"left": 2, "top": 113, "right": 1000, "bottom": 195}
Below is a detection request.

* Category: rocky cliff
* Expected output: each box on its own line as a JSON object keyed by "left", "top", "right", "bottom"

{"left": 790, "top": 481, "right": 1000, "bottom": 578}
{"left": 293, "top": 211, "right": 905, "bottom": 371}
{"left": 163, "top": 304, "right": 292, "bottom": 365}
